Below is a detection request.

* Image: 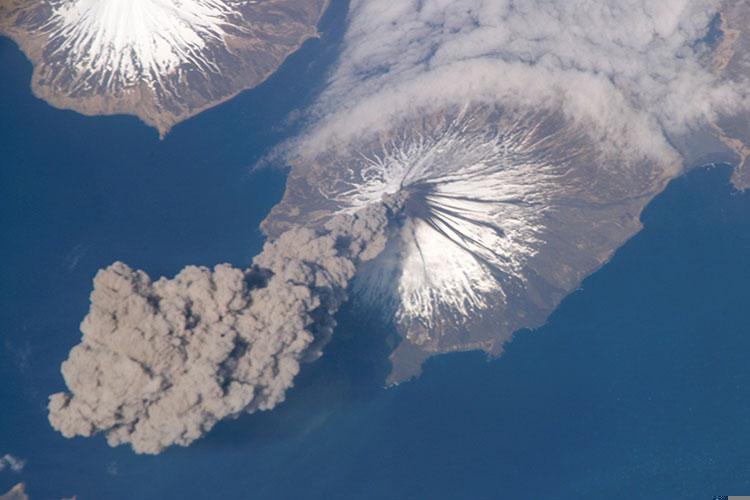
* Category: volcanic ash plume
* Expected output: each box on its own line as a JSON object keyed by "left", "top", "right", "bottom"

{"left": 48, "top": 197, "right": 403, "bottom": 454}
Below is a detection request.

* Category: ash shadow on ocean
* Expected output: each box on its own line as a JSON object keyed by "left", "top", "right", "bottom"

{"left": 194, "top": 302, "right": 398, "bottom": 449}
{"left": 133, "top": 163, "right": 750, "bottom": 500}
{"left": 110, "top": 162, "right": 750, "bottom": 499}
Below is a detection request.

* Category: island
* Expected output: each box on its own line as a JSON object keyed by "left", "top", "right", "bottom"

{"left": 262, "top": 2, "right": 750, "bottom": 384}
{"left": 262, "top": 104, "right": 680, "bottom": 384}
{"left": 0, "top": 0, "right": 329, "bottom": 137}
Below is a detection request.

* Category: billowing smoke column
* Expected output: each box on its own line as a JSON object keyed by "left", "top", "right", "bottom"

{"left": 48, "top": 196, "right": 403, "bottom": 454}
{"left": 42, "top": 0, "right": 750, "bottom": 450}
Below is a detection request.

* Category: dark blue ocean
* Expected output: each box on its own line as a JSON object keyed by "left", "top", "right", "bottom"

{"left": 2, "top": 4, "right": 749, "bottom": 498}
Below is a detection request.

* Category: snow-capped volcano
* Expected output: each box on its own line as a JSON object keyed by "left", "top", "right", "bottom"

{"left": 1, "top": 0, "right": 329, "bottom": 135}
{"left": 46, "top": 0, "right": 242, "bottom": 89}
{"left": 264, "top": 104, "right": 677, "bottom": 382}
{"left": 332, "top": 111, "right": 553, "bottom": 329}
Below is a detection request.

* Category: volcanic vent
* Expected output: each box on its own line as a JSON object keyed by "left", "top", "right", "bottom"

{"left": 264, "top": 104, "right": 677, "bottom": 383}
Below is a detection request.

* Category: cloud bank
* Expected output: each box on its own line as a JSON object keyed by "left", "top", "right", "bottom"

{"left": 291, "top": 0, "right": 746, "bottom": 165}
{"left": 49, "top": 196, "right": 403, "bottom": 454}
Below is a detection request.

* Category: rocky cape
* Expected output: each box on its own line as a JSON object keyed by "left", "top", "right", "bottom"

{"left": 0, "top": 484, "right": 28, "bottom": 500}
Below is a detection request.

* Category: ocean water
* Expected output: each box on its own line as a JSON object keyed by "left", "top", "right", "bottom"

{"left": 2, "top": 5, "right": 750, "bottom": 498}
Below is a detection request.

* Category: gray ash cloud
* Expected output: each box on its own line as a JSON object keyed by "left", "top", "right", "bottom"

{"left": 48, "top": 196, "right": 404, "bottom": 454}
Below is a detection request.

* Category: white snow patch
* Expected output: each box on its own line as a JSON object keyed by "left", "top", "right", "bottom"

{"left": 342, "top": 112, "right": 556, "bottom": 329}
{"left": 43, "top": 0, "right": 245, "bottom": 91}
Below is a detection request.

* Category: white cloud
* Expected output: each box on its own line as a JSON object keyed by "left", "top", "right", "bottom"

{"left": 292, "top": 0, "right": 746, "bottom": 166}
{"left": 0, "top": 454, "right": 25, "bottom": 473}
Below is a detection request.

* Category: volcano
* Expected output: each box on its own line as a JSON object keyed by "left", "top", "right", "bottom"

{"left": 264, "top": 104, "right": 679, "bottom": 383}
{"left": 0, "top": 0, "right": 328, "bottom": 135}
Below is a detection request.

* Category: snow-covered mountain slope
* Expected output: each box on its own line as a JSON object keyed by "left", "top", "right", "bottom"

{"left": 0, "top": 0, "right": 328, "bottom": 135}
{"left": 263, "top": 104, "right": 678, "bottom": 383}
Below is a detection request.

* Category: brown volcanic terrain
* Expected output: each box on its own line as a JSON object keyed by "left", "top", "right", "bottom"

{"left": 263, "top": 105, "right": 680, "bottom": 384}
{"left": 713, "top": 0, "right": 750, "bottom": 190}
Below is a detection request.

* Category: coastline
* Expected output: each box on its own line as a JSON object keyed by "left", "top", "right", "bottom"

{"left": 0, "top": 0, "right": 332, "bottom": 139}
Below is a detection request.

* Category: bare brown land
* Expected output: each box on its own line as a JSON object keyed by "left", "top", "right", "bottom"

{"left": 0, "top": 484, "right": 28, "bottom": 500}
